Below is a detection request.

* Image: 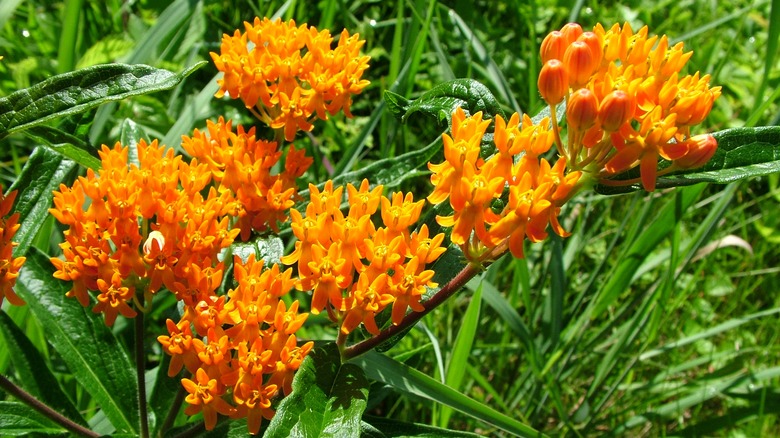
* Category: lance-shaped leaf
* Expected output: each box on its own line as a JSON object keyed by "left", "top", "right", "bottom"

{"left": 14, "top": 250, "right": 139, "bottom": 434}
{"left": 352, "top": 351, "right": 546, "bottom": 438}
{"left": 596, "top": 126, "right": 780, "bottom": 194}
{"left": 8, "top": 147, "right": 79, "bottom": 258}
{"left": 0, "top": 61, "right": 206, "bottom": 141}
{"left": 265, "top": 343, "right": 369, "bottom": 438}
{"left": 385, "top": 78, "right": 506, "bottom": 125}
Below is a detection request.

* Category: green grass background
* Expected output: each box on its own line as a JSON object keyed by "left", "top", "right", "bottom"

{"left": 1, "top": 0, "right": 779, "bottom": 436}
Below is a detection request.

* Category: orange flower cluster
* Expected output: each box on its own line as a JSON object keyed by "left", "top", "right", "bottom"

{"left": 0, "top": 186, "right": 25, "bottom": 307}
{"left": 49, "top": 140, "right": 239, "bottom": 325}
{"left": 538, "top": 22, "right": 721, "bottom": 191}
{"left": 211, "top": 17, "right": 371, "bottom": 141}
{"left": 158, "top": 255, "right": 312, "bottom": 434}
{"left": 281, "top": 179, "right": 445, "bottom": 334}
{"left": 428, "top": 108, "right": 581, "bottom": 260}
{"left": 182, "top": 117, "right": 312, "bottom": 241}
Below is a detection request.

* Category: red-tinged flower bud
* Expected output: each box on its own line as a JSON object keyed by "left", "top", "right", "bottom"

{"left": 538, "top": 60, "right": 569, "bottom": 105}
{"left": 566, "top": 88, "right": 599, "bottom": 131}
{"left": 577, "top": 31, "right": 603, "bottom": 68}
{"left": 675, "top": 134, "right": 717, "bottom": 169}
{"left": 541, "top": 30, "right": 567, "bottom": 62}
{"left": 598, "top": 90, "right": 634, "bottom": 131}
{"left": 564, "top": 41, "right": 598, "bottom": 88}
{"left": 560, "top": 23, "right": 583, "bottom": 46}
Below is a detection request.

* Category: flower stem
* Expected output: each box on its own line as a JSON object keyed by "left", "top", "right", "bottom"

{"left": 135, "top": 296, "right": 150, "bottom": 438}
{"left": 341, "top": 262, "right": 480, "bottom": 360}
{"left": 0, "top": 374, "right": 99, "bottom": 437}
{"left": 159, "top": 383, "right": 187, "bottom": 438}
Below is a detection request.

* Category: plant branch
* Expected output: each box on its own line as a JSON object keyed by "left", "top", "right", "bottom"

{"left": 159, "top": 382, "right": 187, "bottom": 438}
{"left": 135, "top": 298, "right": 150, "bottom": 438}
{"left": 342, "top": 262, "right": 480, "bottom": 360}
{"left": 0, "top": 374, "right": 99, "bottom": 437}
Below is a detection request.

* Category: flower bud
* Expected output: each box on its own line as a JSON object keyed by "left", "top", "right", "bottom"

{"left": 566, "top": 88, "right": 599, "bottom": 131}
{"left": 577, "top": 31, "right": 603, "bottom": 68}
{"left": 541, "top": 31, "right": 567, "bottom": 62}
{"left": 564, "top": 41, "right": 598, "bottom": 89}
{"left": 538, "top": 59, "right": 568, "bottom": 105}
{"left": 143, "top": 230, "right": 166, "bottom": 255}
{"left": 598, "top": 90, "right": 634, "bottom": 131}
{"left": 675, "top": 134, "right": 717, "bottom": 169}
{"left": 560, "top": 23, "right": 583, "bottom": 46}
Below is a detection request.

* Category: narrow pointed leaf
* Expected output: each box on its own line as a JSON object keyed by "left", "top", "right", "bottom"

{"left": 14, "top": 249, "right": 139, "bottom": 434}
{"left": 265, "top": 343, "right": 369, "bottom": 438}
{"left": 0, "top": 62, "right": 206, "bottom": 140}
{"left": 24, "top": 126, "right": 101, "bottom": 170}
{"left": 363, "top": 416, "right": 481, "bottom": 437}
{"left": 352, "top": 351, "right": 546, "bottom": 438}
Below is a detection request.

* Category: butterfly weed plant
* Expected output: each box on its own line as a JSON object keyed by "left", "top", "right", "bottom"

{"left": 0, "top": 4, "right": 779, "bottom": 437}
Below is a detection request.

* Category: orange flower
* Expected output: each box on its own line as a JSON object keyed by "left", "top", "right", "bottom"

{"left": 0, "top": 187, "right": 25, "bottom": 307}
{"left": 182, "top": 368, "right": 236, "bottom": 431}
{"left": 211, "top": 17, "right": 370, "bottom": 141}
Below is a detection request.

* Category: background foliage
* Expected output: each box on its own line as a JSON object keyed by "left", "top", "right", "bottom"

{"left": 1, "top": 0, "right": 779, "bottom": 436}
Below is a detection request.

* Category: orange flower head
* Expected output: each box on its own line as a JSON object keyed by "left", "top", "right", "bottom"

{"left": 211, "top": 18, "right": 371, "bottom": 141}
{"left": 0, "top": 187, "right": 25, "bottom": 307}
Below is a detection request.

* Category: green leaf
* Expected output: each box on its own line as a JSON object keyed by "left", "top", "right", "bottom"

{"left": 14, "top": 249, "right": 139, "bottom": 434}
{"left": 439, "top": 282, "right": 482, "bottom": 428}
{"left": 265, "top": 343, "right": 369, "bottom": 438}
{"left": 0, "top": 401, "right": 67, "bottom": 436}
{"left": 0, "top": 62, "right": 206, "bottom": 141}
{"left": 120, "top": 118, "right": 150, "bottom": 169}
{"left": 363, "top": 416, "right": 481, "bottom": 437}
{"left": 386, "top": 79, "right": 506, "bottom": 125}
{"left": 352, "top": 351, "right": 546, "bottom": 438}
{"left": 596, "top": 126, "right": 780, "bottom": 194}
{"left": 8, "top": 147, "right": 79, "bottom": 258}
{"left": 24, "top": 126, "right": 101, "bottom": 170}
{"left": 0, "top": 312, "right": 86, "bottom": 426}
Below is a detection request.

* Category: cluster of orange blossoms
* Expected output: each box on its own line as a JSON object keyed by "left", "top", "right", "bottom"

{"left": 537, "top": 22, "right": 721, "bottom": 191}
{"left": 211, "top": 17, "right": 371, "bottom": 141}
{"left": 50, "top": 140, "right": 239, "bottom": 324}
{"left": 429, "top": 108, "right": 580, "bottom": 260}
{"left": 182, "top": 117, "right": 312, "bottom": 241}
{"left": 158, "top": 255, "right": 313, "bottom": 434}
{"left": 0, "top": 186, "right": 25, "bottom": 307}
{"left": 281, "top": 179, "right": 445, "bottom": 335}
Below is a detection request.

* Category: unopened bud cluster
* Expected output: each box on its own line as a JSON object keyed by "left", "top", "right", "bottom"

{"left": 538, "top": 22, "right": 721, "bottom": 191}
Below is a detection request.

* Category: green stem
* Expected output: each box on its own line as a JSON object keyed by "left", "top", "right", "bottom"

{"left": 342, "top": 262, "right": 481, "bottom": 360}
{"left": 158, "top": 384, "right": 187, "bottom": 438}
{"left": 135, "top": 296, "right": 150, "bottom": 438}
{"left": 0, "top": 374, "right": 98, "bottom": 437}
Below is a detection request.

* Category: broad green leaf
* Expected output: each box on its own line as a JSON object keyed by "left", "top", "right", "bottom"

{"left": 265, "top": 343, "right": 369, "bottom": 438}
{"left": 363, "top": 416, "right": 481, "bottom": 437}
{"left": 0, "top": 62, "right": 206, "bottom": 141}
{"left": 24, "top": 126, "right": 101, "bottom": 170}
{"left": 0, "top": 312, "right": 86, "bottom": 426}
{"left": 385, "top": 78, "right": 506, "bottom": 125}
{"left": 15, "top": 249, "right": 139, "bottom": 434}
{"left": 353, "top": 351, "right": 546, "bottom": 438}
{"left": 596, "top": 126, "right": 780, "bottom": 194}
{"left": 439, "top": 282, "right": 482, "bottom": 428}
{"left": 8, "top": 147, "right": 79, "bottom": 258}
{"left": 0, "top": 401, "right": 67, "bottom": 436}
